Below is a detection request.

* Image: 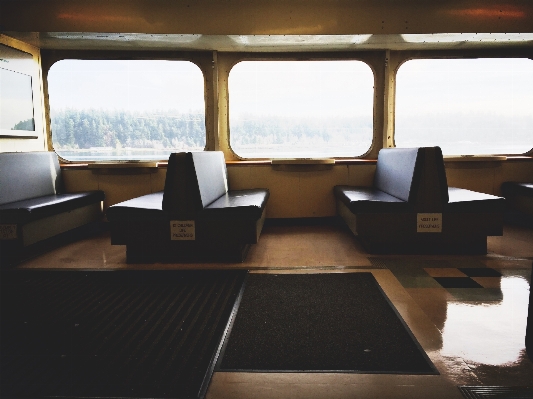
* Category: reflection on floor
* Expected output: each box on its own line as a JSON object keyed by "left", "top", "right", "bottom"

{"left": 13, "top": 222, "right": 533, "bottom": 399}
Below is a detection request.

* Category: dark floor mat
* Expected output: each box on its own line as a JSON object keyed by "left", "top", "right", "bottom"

{"left": 459, "top": 386, "right": 533, "bottom": 398}
{"left": 0, "top": 269, "right": 247, "bottom": 399}
{"left": 218, "top": 272, "right": 437, "bottom": 374}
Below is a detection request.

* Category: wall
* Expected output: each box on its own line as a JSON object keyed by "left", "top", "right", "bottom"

{"left": 61, "top": 160, "right": 533, "bottom": 218}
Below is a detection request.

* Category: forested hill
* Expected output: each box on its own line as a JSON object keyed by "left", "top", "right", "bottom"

{"left": 50, "top": 108, "right": 373, "bottom": 151}
{"left": 50, "top": 109, "right": 206, "bottom": 150}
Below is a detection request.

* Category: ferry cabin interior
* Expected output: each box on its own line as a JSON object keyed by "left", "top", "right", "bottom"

{"left": 1, "top": 0, "right": 533, "bottom": 398}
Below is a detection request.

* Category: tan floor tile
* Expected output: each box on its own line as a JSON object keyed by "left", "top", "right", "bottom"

{"left": 405, "top": 288, "right": 454, "bottom": 330}
{"left": 207, "top": 373, "right": 464, "bottom": 399}
{"left": 423, "top": 268, "right": 468, "bottom": 277}
{"left": 470, "top": 276, "right": 502, "bottom": 288}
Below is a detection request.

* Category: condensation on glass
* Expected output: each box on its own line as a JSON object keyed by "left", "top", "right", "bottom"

{"left": 228, "top": 60, "right": 374, "bottom": 159}
{"left": 395, "top": 58, "right": 533, "bottom": 155}
{"left": 47, "top": 60, "right": 206, "bottom": 161}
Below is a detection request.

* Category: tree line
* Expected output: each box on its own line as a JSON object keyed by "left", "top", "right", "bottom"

{"left": 51, "top": 109, "right": 206, "bottom": 150}
{"left": 12, "top": 118, "right": 35, "bottom": 131}
{"left": 230, "top": 114, "right": 372, "bottom": 147}
{"left": 50, "top": 108, "right": 374, "bottom": 150}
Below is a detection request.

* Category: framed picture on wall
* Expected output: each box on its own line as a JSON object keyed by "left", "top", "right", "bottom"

{"left": 0, "top": 43, "right": 39, "bottom": 138}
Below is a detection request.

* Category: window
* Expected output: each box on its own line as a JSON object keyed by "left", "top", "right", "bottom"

{"left": 395, "top": 58, "right": 533, "bottom": 155}
{"left": 47, "top": 60, "right": 206, "bottom": 161}
{"left": 228, "top": 60, "right": 374, "bottom": 158}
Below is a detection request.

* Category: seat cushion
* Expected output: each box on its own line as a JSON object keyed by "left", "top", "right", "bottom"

{"left": 501, "top": 182, "right": 533, "bottom": 198}
{"left": 202, "top": 189, "right": 270, "bottom": 219}
{"left": 334, "top": 186, "right": 409, "bottom": 213}
{"left": 106, "top": 192, "right": 168, "bottom": 221}
{"left": 446, "top": 187, "right": 505, "bottom": 213}
{"left": 0, "top": 191, "right": 105, "bottom": 224}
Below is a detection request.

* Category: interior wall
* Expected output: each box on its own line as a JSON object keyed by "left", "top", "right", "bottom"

{"left": 0, "top": 35, "right": 47, "bottom": 153}
{"left": 61, "top": 160, "right": 533, "bottom": 217}
{"left": 1, "top": 29, "right": 531, "bottom": 218}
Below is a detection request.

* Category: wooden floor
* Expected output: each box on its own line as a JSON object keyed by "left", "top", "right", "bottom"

{"left": 13, "top": 221, "right": 533, "bottom": 399}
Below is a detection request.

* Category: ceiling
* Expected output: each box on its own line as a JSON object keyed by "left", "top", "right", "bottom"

{"left": 5, "top": 32, "right": 533, "bottom": 52}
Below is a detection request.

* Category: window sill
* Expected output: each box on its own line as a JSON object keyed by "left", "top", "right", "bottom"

{"left": 444, "top": 155, "right": 507, "bottom": 162}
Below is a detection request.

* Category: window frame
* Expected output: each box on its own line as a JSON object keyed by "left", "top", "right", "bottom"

{"left": 223, "top": 52, "right": 381, "bottom": 161}
{"left": 42, "top": 50, "right": 214, "bottom": 163}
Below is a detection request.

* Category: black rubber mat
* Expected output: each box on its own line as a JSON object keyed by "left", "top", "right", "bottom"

{"left": 0, "top": 269, "right": 247, "bottom": 399}
{"left": 218, "top": 272, "right": 438, "bottom": 374}
{"left": 458, "top": 386, "right": 533, "bottom": 398}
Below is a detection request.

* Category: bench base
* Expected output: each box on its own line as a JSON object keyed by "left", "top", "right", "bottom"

{"left": 337, "top": 199, "right": 497, "bottom": 255}
{"left": 125, "top": 242, "right": 251, "bottom": 263}
{"left": 358, "top": 235, "right": 488, "bottom": 255}
{"left": 0, "top": 220, "right": 107, "bottom": 268}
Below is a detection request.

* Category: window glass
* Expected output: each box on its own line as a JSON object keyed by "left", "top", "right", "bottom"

{"left": 395, "top": 58, "right": 533, "bottom": 155}
{"left": 47, "top": 60, "right": 206, "bottom": 161}
{"left": 229, "top": 60, "right": 374, "bottom": 158}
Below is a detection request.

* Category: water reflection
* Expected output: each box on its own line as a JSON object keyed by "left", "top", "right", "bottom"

{"left": 441, "top": 276, "right": 530, "bottom": 366}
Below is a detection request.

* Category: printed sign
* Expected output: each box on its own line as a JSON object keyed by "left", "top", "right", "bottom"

{"left": 0, "top": 224, "right": 18, "bottom": 239}
{"left": 170, "top": 221, "right": 195, "bottom": 240}
{"left": 417, "top": 213, "right": 442, "bottom": 233}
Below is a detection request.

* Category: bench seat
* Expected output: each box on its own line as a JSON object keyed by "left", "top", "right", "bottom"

{"left": 334, "top": 147, "right": 504, "bottom": 254}
{"left": 0, "top": 192, "right": 104, "bottom": 224}
{"left": 203, "top": 189, "right": 269, "bottom": 218}
{"left": 502, "top": 182, "right": 533, "bottom": 198}
{"left": 501, "top": 182, "right": 533, "bottom": 225}
{"left": 106, "top": 151, "right": 269, "bottom": 262}
{"left": 334, "top": 186, "right": 409, "bottom": 213}
{"left": 447, "top": 187, "right": 505, "bottom": 213}
{"left": 0, "top": 151, "right": 105, "bottom": 267}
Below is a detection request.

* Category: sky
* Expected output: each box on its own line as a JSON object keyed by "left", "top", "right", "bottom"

{"left": 47, "top": 57, "right": 533, "bottom": 119}
{"left": 47, "top": 59, "right": 205, "bottom": 113}
{"left": 229, "top": 60, "right": 374, "bottom": 118}
{"left": 396, "top": 58, "right": 533, "bottom": 116}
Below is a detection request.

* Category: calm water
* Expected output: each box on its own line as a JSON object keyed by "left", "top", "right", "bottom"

{"left": 57, "top": 141, "right": 530, "bottom": 162}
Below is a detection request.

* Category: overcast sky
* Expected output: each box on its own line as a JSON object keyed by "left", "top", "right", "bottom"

{"left": 47, "top": 59, "right": 205, "bottom": 113}
{"left": 229, "top": 60, "right": 374, "bottom": 118}
{"left": 396, "top": 58, "right": 533, "bottom": 116}
{"left": 46, "top": 57, "right": 532, "bottom": 124}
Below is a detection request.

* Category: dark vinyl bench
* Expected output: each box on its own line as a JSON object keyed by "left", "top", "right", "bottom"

{"left": 334, "top": 147, "right": 505, "bottom": 254}
{"left": 106, "top": 151, "right": 269, "bottom": 262}
{"left": 0, "top": 151, "right": 105, "bottom": 266}
{"left": 501, "top": 182, "right": 533, "bottom": 225}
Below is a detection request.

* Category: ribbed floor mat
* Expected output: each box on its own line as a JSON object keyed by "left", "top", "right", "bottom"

{"left": 0, "top": 269, "right": 247, "bottom": 399}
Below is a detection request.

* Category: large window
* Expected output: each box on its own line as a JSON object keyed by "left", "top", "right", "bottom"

{"left": 229, "top": 60, "right": 374, "bottom": 158}
{"left": 395, "top": 58, "right": 533, "bottom": 155}
{"left": 47, "top": 60, "right": 206, "bottom": 161}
